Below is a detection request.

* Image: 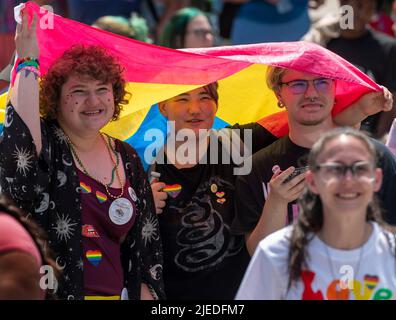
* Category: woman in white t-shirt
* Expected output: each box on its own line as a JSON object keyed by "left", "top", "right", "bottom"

{"left": 236, "top": 127, "right": 396, "bottom": 300}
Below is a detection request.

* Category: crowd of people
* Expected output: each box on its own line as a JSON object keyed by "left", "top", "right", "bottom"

{"left": 1, "top": 0, "right": 396, "bottom": 300}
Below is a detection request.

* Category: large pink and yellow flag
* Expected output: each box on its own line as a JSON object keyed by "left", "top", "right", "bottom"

{"left": 0, "top": 1, "right": 381, "bottom": 162}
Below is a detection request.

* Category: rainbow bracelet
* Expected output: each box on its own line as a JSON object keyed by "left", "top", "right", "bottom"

{"left": 16, "top": 60, "right": 39, "bottom": 73}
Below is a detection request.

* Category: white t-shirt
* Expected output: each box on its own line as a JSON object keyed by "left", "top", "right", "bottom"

{"left": 236, "top": 222, "right": 396, "bottom": 300}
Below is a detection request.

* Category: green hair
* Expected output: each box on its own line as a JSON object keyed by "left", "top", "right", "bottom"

{"left": 160, "top": 7, "right": 207, "bottom": 49}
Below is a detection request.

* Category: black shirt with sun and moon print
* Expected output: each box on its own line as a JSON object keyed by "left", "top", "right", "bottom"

{"left": 0, "top": 103, "right": 165, "bottom": 300}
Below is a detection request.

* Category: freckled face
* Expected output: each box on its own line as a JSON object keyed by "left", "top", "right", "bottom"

{"left": 58, "top": 75, "right": 115, "bottom": 135}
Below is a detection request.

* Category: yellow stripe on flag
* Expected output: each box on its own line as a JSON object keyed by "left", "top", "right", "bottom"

{"left": 0, "top": 64, "right": 280, "bottom": 140}
{"left": 217, "top": 64, "right": 278, "bottom": 125}
{"left": 102, "top": 82, "right": 202, "bottom": 140}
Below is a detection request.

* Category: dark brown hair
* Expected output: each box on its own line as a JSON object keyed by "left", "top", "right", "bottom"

{"left": 202, "top": 82, "right": 219, "bottom": 105}
{"left": 287, "top": 127, "right": 396, "bottom": 289}
{"left": 161, "top": 82, "right": 219, "bottom": 105}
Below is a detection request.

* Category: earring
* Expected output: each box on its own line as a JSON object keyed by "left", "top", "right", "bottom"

{"left": 277, "top": 100, "right": 285, "bottom": 108}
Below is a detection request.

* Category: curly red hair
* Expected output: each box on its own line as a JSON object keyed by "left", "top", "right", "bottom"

{"left": 39, "top": 45, "right": 129, "bottom": 121}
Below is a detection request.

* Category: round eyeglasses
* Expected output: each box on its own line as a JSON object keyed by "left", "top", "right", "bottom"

{"left": 279, "top": 78, "right": 334, "bottom": 95}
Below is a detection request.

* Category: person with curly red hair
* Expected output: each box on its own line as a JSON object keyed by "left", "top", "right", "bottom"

{"left": 0, "top": 10, "right": 164, "bottom": 300}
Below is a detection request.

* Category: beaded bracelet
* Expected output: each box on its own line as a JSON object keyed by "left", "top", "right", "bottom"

{"left": 17, "top": 66, "right": 40, "bottom": 78}
{"left": 19, "top": 56, "right": 39, "bottom": 64}
{"left": 16, "top": 56, "right": 39, "bottom": 72}
{"left": 16, "top": 61, "right": 39, "bottom": 73}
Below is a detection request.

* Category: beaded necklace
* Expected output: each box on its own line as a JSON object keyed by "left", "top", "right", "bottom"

{"left": 67, "top": 133, "right": 124, "bottom": 199}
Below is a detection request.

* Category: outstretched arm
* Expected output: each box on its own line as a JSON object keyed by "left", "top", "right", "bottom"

{"left": 11, "top": 10, "right": 42, "bottom": 155}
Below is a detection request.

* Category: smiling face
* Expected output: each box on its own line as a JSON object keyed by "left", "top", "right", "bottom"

{"left": 58, "top": 74, "right": 115, "bottom": 136}
{"left": 306, "top": 134, "right": 382, "bottom": 216}
{"left": 159, "top": 86, "right": 217, "bottom": 135}
{"left": 276, "top": 70, "right": 335, "bottom": 127}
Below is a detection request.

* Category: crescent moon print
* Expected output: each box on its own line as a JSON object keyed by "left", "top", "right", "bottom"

{"left": 56, "top": 257, "right": 66, "bottom": 270}
{"left": 149, "top": 264, "right": 163, "bottom": 281}
{"left": 35, "top": 193, "right": 50, "bottom": 213}
{"left": 128, "top": 187, "right": 137, "bottom": 202}
{"left": 57, "top": 170, "right": 67, "bottom": 187}
{"left": 4, "top": 106, "right": 13, "bottom": 128}
{"left": 21, "top": 185, "right": 28, "bottom": 192}
{"left": 49, "top": 201, "right": 56, "bottom": 210}
{"left": 62, "top": 154, "right": 73, "bottom": 166}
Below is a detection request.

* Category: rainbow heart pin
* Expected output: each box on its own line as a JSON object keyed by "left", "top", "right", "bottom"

{"left": 80, "top": 182, "right": 92, "bottom": 194}
{"left": 216, "top": 191, "right": 225, "bottom": 198}
{"left": 86, "top": 250, "right": 102, "bottom": 267}
{"left": 163, "top": 184, "right": 182, "bottom": 198}
{"left": 364, "top": 275, "right": 379, "bottom": 290}
{"left": 96, "top": 191, "right": 107, "bottom": 203}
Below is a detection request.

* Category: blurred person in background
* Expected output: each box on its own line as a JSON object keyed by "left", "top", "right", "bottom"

{"left": 370, "top": 0, "right": 396, "bottom": 37}
{"left": 228, "top": 0, "right": 311, "bottom": 45}
{"left": 326, "top": 0, "right": 396, "bottom": 140}
{"left": 0, "top": 195, "right": 58, "bottom": 300}
{"left": 67, "top": 0, "right": 142, "bottom": 25}
{"left": 92, "top": 13, "right": 153, "bottom": 43}
{"left": 159, "top": 7, "right": 215, "bottom": 49}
